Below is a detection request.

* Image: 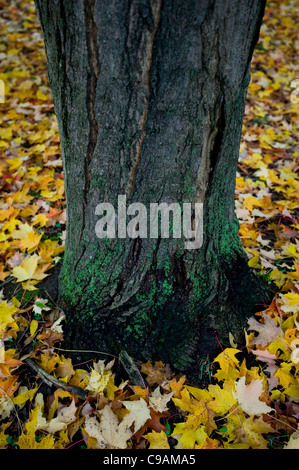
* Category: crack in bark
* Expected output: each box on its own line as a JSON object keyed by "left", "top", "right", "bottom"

{"left": 126, "top": 0, "right": 162, "bottom": 200}
{"left": 80, "top": 0, "right": 100, "bottom": 241}
{"left": 74, "top": 0, "right": 100, "bottom": 272}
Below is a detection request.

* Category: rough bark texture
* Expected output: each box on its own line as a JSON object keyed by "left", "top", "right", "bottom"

{"left": 34, "top": 0, "right": 272, "bottom": 374}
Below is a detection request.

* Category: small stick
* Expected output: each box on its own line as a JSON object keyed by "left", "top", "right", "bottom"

{"left": 25, "top": 358, "right": 86, "bottom": 400}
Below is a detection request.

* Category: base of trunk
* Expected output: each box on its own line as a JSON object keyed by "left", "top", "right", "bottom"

{"left": 61, "top": 252, "right": 274, "bottom": 382}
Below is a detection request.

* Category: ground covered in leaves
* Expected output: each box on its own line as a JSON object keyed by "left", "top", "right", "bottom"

{"left": 0, "top": 0, "right": 298, "bottom": 450}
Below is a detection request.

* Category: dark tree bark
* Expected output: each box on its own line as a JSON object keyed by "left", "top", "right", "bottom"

{"left": 34, "top": 0, "right": 273, "bottom": 374}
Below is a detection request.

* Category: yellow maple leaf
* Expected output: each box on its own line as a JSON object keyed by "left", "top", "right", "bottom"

{"left": 0, "top": 430, "right": 8, "bottom": 449}
{"left": 169, "top": 376, "right": 186, "bottom": 397}
{"left": 19, "top": 204, "right": 39, "bottom": 218}
{"left": 173, "top": 387, "right": 217, "bottom": 435}
{"left": 12, "top": 254, "right": 48, "bottom": 289}
{"left": 0, "top": 301, "right": 18, "bottom": 336}
{"left": 32, "top": 213, "right": 48, "bottom": 228}
{"left": 2, "top": 217, "right": 20, "bottom": 233}
{"left": 7, "top": 158, "right": 23, "bottom": 171}
{"left": 234, "top": 416, "right": 276, "bottom": 449}
{"left": 0, "top": 206, "right": 15, "bottom": 222}
{"left": 19, "top": 230, "right": 42, "bottom": 253}
{"left": 38, "top": 239, "right": 64, "bottom": 263}
{"left": 37, "top": 351, "right": 61, "bottom": 374}
{"left": 243, "top": 195, "right": 264, "bottom": 212}
{"left": 171, "top": 423, "right": 208, "bottom": 449}
{"left": 195, "top": 437, "right": 222, "bottom": 449}
{"left": 208, "top": 381, "right": 237, "bottom": 415}
{"left": 86, "top": 368, "right": 112, "bottom": 395}
{"left": 145, "top": 430, "right": 170, "bottom": 449}
{"left": 213, "top": 348, "right": 241, "bottom": 382}
{"left": 13, "top": 386, "right": 39, "bottom": 406}
{"left": 17, "top": 432, "right": 55, "bottom": 449}
{"left": 284, "top": 385, "right": 299, "bottom": 398}
{"left": 11, "top": 223, "right": 33, "bottom": 240}
{"left": 267, "top": 337, "right": 290, "bottom": 361}
{"left": 275, "top": 363, "right": 297, "bottom": 388}
{"left": 12, "top": 185, "right": 33, "bottom": 204}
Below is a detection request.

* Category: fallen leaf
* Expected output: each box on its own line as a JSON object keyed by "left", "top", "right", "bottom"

{"left": 233, "top": 377, "right": 272, "bottom": 416}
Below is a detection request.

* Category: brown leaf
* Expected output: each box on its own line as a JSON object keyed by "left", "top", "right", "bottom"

{"left": 140, "top": 361, "right": 174, "bottom": 386}
{"left": 133, "top": 408, "right": 170, "bottom": 443}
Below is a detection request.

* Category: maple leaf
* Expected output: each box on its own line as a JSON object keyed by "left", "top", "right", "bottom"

{"left": 23, "top": 393, "right": 77, "bottom": 436}
{"left": 86, "top": 368, "right": 112, "bottom": 395}
{"left": 140, "top": 361, "right": 173, "bottom": 386}
{"left": 169, "top": 375, "right": 186, "bottom": 396}
{"left": 208, "top": 381, "right": 237, "bottom": 415}
{"left": 233, "top": 376, "right": 273, "bottom": 416}
{"left": 173, "top": 387, "right": 217, "bottom": 435}
{"left": 36, "top": 351, "right": 61, "bottom": 374}
{"left": 12, "top": 254, "right": 48, "bottom": 288}
{"left": 251, "top": 349, "right": 279, "bottom": 390}
{"left": 54, "top": 355, "right": 75, "bottom": 381}
{"left": 171, "top": 423, "right": 208, "bottom": 449}
{"left": 11, "top": 222, "right": 33, "bottom": 240}
{"left": 130, "top": 393, "right": 170, "bottom": 443}
{"left": 275, "top": 362, "right": 297, "bottom": 389}
{"left": 47, "top": 398, "right": 78, "bottom": 433}
{"left": 247, "top": 312, "right": 283, "bottom": 348}
{"left": 284, "top": 428, "right": 299, "bottom": 449}
{"left": 145, "top": 430, "right": 170, "bottom": 449}
{"left": 195, "top": 437, "right": 222, "bottom": 449}
{"left": 122, "top": 398, "right": 151, "bottom": 433}
{"left": 19, "top": 230, "right": 42, "bottom": 253}
{"left": 29, "top": 319, "right": 39, "bottom": 338}
{"left": 84, "top": 401, "right": 149, "bottom": 449}
{"left": 0, "top": 347, "right": 22, "bottom": 377}
{"left": 17, "top": 432, "right": 56, "bottom": 449}
{"left": 0, "top": 301, "right": 18, "bottom": 338}
{"left": 0, "top": 374, "right": 20, "bottom": 398}
{"left": 48, "top": 389, "right": 73, "bottom": 421}
{"left": 148, "top": 387, "right": 173, "bottom": 413}
{"left": 233, "top": 415, "right": 276, "bottom": 449}
{"left": 85, "top": 360, "right": 117, "bottom": 399}
{"left": 213, "top": 348, "right": 242, "bottom": 382}
{"left": 0, "top": 423, "right": 10, "bottom": 449}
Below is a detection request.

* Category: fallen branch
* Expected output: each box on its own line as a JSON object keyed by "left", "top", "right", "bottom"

{"left": 25, "top": 358, "right": 86, "bottom": 400}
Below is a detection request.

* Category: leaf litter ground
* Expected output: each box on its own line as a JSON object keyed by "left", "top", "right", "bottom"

{"left": 0, "top": 0, "right": 298, "bottom": 450}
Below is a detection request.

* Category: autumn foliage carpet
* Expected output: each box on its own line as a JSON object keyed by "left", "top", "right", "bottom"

{"left": 0, "top": 0, "right": 298, "bottom": 450}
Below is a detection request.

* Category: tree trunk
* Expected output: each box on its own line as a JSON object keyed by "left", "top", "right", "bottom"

{"left": 34, "top": 0, "right": 272, "bottom": 373}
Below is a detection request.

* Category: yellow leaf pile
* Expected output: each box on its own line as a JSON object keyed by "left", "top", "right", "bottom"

{"left": 0, "top": 0, "right": 298, "bottom": 451}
